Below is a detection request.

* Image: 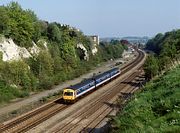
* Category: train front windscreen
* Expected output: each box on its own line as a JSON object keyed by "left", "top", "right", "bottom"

{"left": 64, "top": 92, "right": 73, "bottom": 96}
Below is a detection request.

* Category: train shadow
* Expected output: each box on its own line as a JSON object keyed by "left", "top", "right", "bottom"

{"left": 120, "top": 75, "right": 145, "bottom": 88}
{"left": 103, "top": 101, "right": 121, "bottom": 109}
{"left": 103, "top": 93, "right": 133, "bottom": 111}
{"left": 80, "top": 123, "right": 111, "bottom": 133}
{"left": 54, "top": 98, "right": 64, "bottom": 104}
{"left": 54, "top": 98, "right": 77, "bottom": 105}
{"left": 79, "top": 101, "right": 120, "bottom": 133}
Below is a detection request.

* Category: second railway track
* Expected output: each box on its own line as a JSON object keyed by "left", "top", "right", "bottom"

{"left": 51, "top": 71, "right": 142, "bottom": 133}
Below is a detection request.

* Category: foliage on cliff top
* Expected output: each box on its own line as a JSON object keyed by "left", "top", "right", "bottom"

{"left": 144, "top": 29, "right": 180, "bottom": 79}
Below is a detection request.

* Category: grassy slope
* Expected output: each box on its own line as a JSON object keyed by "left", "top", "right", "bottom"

{"left": 111, "top": 66, "right": 180, "bottom": 133}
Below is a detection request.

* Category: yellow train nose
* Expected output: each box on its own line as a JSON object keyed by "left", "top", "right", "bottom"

{"left": 63, "top": 96, "right": 74, "bottom": 100}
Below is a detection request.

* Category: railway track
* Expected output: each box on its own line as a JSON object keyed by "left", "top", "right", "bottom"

{"left": 0, "top": 49, "right": 145, "bottom": 133}
{"left": 1, "top": 104, "right": 68, "bottom": 133}
{"left": 48, "top": 50, "right": 145, "bottom": 132}
{"left": 86, "top": 72, "right": 144, "bottom": 133}
{"left": 51, "top": 71, "right": 141, "bottom": 133}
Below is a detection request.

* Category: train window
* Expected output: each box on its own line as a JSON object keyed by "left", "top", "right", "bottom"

{"left": 90, "top": 82, "right": 93, "bottom": 86}
{"left": 64, "top": 92, "right": 73, "bottom": 96}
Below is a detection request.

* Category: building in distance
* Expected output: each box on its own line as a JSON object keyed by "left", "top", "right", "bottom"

{"left": 88, "top": 35, "right": 100, "bottom": 55}
{"left": 89, "top": 35, "right": 99, "bottom": 45}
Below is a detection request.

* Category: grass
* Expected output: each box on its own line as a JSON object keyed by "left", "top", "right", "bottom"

{"left": 111, "top": 65, "right": 180, "bottom": 133}
{"left": 0, "top": 81, "right": 30, "bottom": 104}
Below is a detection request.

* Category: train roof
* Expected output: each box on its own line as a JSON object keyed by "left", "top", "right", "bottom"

{"left": 93, "top": 67, "right": 119, "bottom": 79}
{"left": 66, "top": 67, "right": 119, "bottom": 90}
{"left": 68, "top": 78, "right": 94, "bottom": 90}
{"left": 93, "top": 71, "right": 109, "bottom": 79}
{"left": 106, "top": 67, "right": 119, "bottom": 73}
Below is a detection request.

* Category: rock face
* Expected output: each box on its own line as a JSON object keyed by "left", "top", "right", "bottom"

{"left": 29, "top": 42, "right": 40, "bottom": 55}
{"left": 0, "top": 37, "right": 94, "bottom": 62}
{"left": 0, "top": 38, "right": 31, "bottom": 61}
{"left": 91, "top": 45, "right": 98, "bottom": 55}
{"left": 0, "top": 37, "right": 41, "bottom": 61}
{"left": 76, "top": 43, "right": 89, "bottom": 60}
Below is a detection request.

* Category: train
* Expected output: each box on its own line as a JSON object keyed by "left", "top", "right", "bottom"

{"left": 63, "top": 67, "right": 121, "bottom": 103}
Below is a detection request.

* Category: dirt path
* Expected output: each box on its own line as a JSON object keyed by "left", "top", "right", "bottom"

{"left": 0, "top": 52, "right": 136, "bottom": 117}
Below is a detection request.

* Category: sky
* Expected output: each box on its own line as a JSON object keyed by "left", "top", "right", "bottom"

{"left": 0, "top": 0, "right": 180, "bottom": 38}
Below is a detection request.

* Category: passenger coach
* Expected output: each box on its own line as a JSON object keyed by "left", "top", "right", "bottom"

{"left": 63, "top": 67, "right": 120, "bottom": 103}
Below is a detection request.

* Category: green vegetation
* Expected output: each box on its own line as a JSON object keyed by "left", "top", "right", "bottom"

{"left": 0, "top": 2, "right": 127, "bottom": 104}
{"left": 144, "top": 29, "right": 180, "bottom": 79}
{"left": 0, "top": 81, "right": 29, "bottom": 103}
{"left": 99, "top": 40, "right": 128, "bottom": 61}
{"left": 111, "top": 29, "right": 180, "bottom": 132}
{"left": 111, "top": 65, "right": 180, "bottom": 133}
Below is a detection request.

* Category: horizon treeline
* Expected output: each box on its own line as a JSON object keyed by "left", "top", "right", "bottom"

{"left": 144, "top": 29, "right": 180, "bottom": 79}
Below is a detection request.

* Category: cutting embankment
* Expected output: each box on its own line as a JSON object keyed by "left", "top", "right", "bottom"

{"left": 111, "top": 65, "right": 180, "bottom": 132}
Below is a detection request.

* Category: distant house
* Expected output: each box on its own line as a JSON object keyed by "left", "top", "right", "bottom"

{"left": 89, "top": 35, "right": 99, "bottom": 45}
{"left": 120, "top": 39, "right": 130, "bottom": 46}
{"left": 88, "top": 35, "right": 100, "bottom": 55}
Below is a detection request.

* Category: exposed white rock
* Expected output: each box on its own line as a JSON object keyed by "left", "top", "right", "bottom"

{"left": 88, "top": 35, "right": 99, "bottom": 55}
{"left": 0, "top": 38, "right": 31, "bottom": 61}
{"left": 0, "top": 36, "right": 94, "bottom": 62}
{"left": 0, "top": 37, "right": 47, "bottom": 61}
{"left": 43, "top": 41, "right": 48, "bottom": 50}
{"left": 77, "top": 43, "right": 89, "bottom": 60}
{"left": 91, "top": 46, "right": 98, "bottom": 55}
{"left": 29, "top": 42, "right": 40, "bottom": 55}
{"left": 37, "top": 39, "right": 48, "bottom": 50}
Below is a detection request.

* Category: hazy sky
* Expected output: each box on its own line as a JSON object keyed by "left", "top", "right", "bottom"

{"left": 0, "top": 0, "right": 180, "bottom": 37}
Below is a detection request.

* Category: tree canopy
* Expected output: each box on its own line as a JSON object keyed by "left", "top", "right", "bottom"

{"left": 144, "top": 29, "right": 180, "bottom": 79}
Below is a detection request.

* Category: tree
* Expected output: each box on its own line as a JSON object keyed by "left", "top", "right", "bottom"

{"left": 158, "top": 55, "right": 171, "bottom": 72}
{"left": 49, "top": 44, "right": 63, "bottom": 73}
{"left": 6, "top": 2, "right": 35, "bottom": 47}
{"left": 37, "top": 51, "right": 54, "bottom": 77}
{"left": 33, "top": 51, "right": 54, "bottom": 89}
{"left": 145, "top": 29, "right": 180, "bottom": 77}
{"left": 144, "top": 55, "right": 159, "bottom": 79}
{"left": 0, "top": 60, "right": 36, "bottom": 90}
{"left": 0, "top": 6, "right": 10, "bottom": 36}
{"left": 146, "top": 33, "right": 163, "bottom": 54}
{"left": 47, "top": 23, "right": 62, "bottom": 43}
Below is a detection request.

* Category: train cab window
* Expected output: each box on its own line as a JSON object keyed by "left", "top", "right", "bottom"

{"left": 64, "top": 92, "right": 73, "bottom": 96}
